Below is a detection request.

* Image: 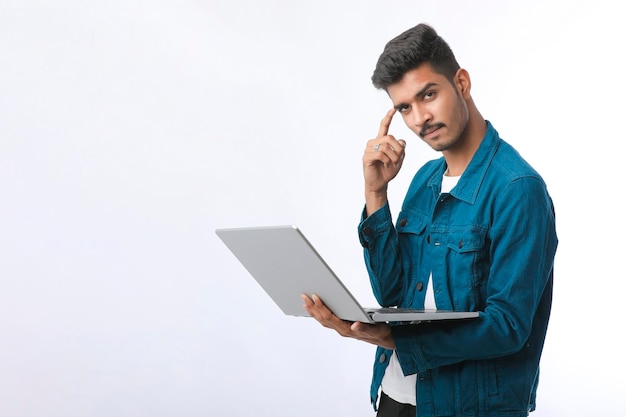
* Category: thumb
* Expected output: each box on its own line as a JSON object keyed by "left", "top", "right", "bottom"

{"left": 351, "top": 322, "right": 363, "bottom": 331}
{"left": 398, "top": 139, "right": 406, "bottom": 148}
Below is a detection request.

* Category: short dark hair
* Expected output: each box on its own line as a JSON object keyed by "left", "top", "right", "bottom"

{"left": 371, "top": 23, "right": 460, "bottom": 90}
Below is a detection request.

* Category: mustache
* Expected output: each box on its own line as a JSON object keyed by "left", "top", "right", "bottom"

{"left": 419, "top": 123, "right": 445, "bottom": 137}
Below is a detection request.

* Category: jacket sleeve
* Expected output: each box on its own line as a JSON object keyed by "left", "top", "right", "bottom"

{"left": 358, "top": 202, "right": 405, "bottom": 307}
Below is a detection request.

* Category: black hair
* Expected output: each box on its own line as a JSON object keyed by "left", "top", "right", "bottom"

{"left": 371, "top": 23, "right": 460, "bottom": 90}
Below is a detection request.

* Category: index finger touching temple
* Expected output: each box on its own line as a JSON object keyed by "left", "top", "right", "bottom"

{"left": 377, "top": 108, "right": 396, "bottom": 138}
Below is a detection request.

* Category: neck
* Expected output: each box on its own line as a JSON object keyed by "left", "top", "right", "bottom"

{"left": 443, "top": 100, "right": 486, "bottom": 176}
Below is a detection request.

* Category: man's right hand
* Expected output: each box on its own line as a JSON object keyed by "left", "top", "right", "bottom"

{"left": 363, "top": 108, "right": 406, "bottom": 216}
{"left": 301, "top": 293, "right": 395, "bottom": 350}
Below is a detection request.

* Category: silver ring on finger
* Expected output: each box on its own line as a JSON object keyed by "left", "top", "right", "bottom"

{"left": 373, "top": 144, "right": 380, "bottom": 152}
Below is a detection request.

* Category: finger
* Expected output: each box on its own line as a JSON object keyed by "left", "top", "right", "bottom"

{"left": 312, "top": 294, "right": 329, "bottom": 311}
{"left": 301, "top": 293, "right": 312, "bottom": 307}
{"left": 311, "top": 295, "right": 354, "bottom": 331}
{"left": 349, "top": 321, "right": 380, "bottom": 344}
{"left": 310, "top": 295, "right": 354, "bottom": 326}
{"left": 376, "top": 141, "right": 405, "bottom": 165}
{"left": 309, "top": 294, "right": 334, "bottom": 321}
{"left": 302, "top": 293, "right": 327, "bottom": 318}
{"left": 350, "top": 322, "right": 395, "bottom": 349}
{"left": 387, "top": 138, "right": 406, "bottom": 153}
{"left": 377, "top": 108, "right": 396, "bottom": 138}
{"left": 350, "top": 321, "right": 377, "bottom": 335}
{"left": 301, "top": 294, "right": 315, "bottom": 314}
{"left": 351, "top": 321, "right": 364, "bottom": 331}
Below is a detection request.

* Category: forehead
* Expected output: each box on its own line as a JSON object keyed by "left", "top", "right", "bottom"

{"left": 387, "top": 64, "right": 451, "bottom": 103}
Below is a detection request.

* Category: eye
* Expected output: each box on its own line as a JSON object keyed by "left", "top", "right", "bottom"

{"left": 424, "top": 91, "right": 436, "bottom": 100}
{"left": 398, "top": 104, "right": 410, "bottom": 114}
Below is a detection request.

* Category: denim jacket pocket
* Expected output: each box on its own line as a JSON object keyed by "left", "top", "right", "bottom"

{"left": 396, "top": 210, "right": 428, "bottom": 236}
{"left": 396, "top": 212, "right": 428, "bottom": 261}
{"left": 445, "top": 229, "right": 489, "bottom": 308}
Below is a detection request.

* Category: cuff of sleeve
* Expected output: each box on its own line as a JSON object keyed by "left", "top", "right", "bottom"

{"left": 391, "top": 325, "right": 426, "bottom": 375}
{"left": 358, "top": 202, "right": 394, "bottom": 248}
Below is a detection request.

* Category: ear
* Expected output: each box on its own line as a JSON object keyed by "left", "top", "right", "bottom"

{"left": 454, "top": 68, "right": 471, "bottom": 99}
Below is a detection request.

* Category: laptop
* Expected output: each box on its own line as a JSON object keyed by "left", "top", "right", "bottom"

{"left": 215, "top": 225, "right": 479, "bottom": 324}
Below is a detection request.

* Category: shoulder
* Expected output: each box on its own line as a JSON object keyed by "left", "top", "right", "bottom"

{"left": 413, "top": 157, "right": 445, "bottom": 181}
{"left": 492, "top": 139, "right": 545, "bottom": 185}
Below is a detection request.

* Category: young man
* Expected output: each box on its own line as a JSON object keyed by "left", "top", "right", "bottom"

{"left": 302, "top": 23, "right": 558, "bottom": 417}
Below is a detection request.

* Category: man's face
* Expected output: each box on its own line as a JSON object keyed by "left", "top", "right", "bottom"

{"left": 387, "top": 64, "right": 469, "bottom": 152}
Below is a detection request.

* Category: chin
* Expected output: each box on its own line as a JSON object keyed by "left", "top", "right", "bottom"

{"left": 433, "top": 142, "right": 455, "bottom": 152}
{"left": 426, "top": 137, "right": 447, "bottom": 151}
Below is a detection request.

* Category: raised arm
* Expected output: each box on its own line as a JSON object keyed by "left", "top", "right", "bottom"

{"left": 363, "top": 108, "right": 406, "bottom": 216}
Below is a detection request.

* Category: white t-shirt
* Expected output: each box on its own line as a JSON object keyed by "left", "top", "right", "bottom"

{"left": 381, "top": 173, "right": 460, "bottom": 405}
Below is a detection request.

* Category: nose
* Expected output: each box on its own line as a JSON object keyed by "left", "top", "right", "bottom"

{"left": 410, "top": 105, "right": 431, "bottom": 128}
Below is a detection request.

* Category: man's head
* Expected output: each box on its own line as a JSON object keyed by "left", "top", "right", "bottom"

{"left": 372, "top": 24, "right": 480, "bottom": 154}
{"left": 371, "top": 23, "right": 460, "bottom": 90}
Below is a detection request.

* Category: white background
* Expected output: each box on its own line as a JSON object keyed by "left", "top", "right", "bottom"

{"left": 1, "top": 1, "right": 623, "bottom": 416}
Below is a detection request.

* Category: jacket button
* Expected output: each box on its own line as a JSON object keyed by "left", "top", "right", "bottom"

{"left": 399, "top": 218, "right": 408, "bottom": 227}
{"left": 379, "top": 353, "right": 387, "bottom": 363}
{"left": 458, "top": 239, "right": 464, "bottom": 249}
{"left": 416, "top": 281, "right": 424, "bottom": 291}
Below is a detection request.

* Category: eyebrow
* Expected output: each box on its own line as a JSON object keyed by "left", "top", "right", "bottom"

{"left": 393, "top": 82, "right": 439, "bottom": 111}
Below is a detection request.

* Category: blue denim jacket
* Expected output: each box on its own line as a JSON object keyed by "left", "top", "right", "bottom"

{"left": 358, "top": 122, "right": 558, "bottom": 417}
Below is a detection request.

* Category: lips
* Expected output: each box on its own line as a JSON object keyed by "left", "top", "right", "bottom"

{"left": 420, "top": 124, "right": 444, "bottom": 138}
{"left": 424, "top": 127, "right": 440, "bottom": 137}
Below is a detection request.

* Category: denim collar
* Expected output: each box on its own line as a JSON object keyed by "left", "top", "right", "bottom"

{"left": 427, "top": 120, "right": 500, "bottom": 204}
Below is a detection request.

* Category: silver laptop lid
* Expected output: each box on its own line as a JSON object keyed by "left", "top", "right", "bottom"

{"left": 216, "top": 225, "right": 373, "bottom": 322}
